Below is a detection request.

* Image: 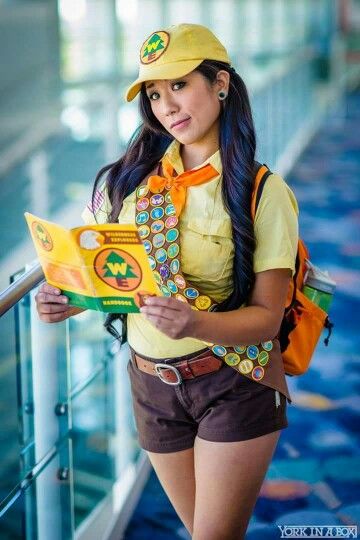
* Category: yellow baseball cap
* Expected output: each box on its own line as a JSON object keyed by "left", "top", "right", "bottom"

{"left": 124, "top": 23, "right": 231, "bottom": 102}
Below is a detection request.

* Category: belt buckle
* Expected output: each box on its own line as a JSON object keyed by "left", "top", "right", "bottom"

{"left": 154, "top": 363, "right": 182, "bottom": 386}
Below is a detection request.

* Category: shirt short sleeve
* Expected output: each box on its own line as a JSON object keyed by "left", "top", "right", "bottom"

{"left": 81, "top": 182, "right": 112, "bottom": 225}
{"left": 253, "top": 173, "right": 299, "bottom": 277}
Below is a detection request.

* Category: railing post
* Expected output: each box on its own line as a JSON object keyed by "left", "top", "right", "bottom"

{"left": 29, "top": 288, "right": 72, "bottom": 540}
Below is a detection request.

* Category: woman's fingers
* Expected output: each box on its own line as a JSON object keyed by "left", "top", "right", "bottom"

{"left": 140, "top": 306, "right": 174, "bottom": 321}
{"left": 38, "top": 302, "right": 70, "bottom": 314}
{"left": 35, "top": 281, "right": 72, "bottom": 323}
{"left": 38, "top": 305, "right": 83, "bottom": 323}
{"left": 39, "top": 311, "right": 71, "bottom": 323}
{"left": 35, "top": 282, "right": 68, "bottom": 306}
{"left": 37, "top": 282, "right": 59, "bottom": 294}
{"left": 36, "top": 291, "right": 68, "bottom": 305}
{"left": 40, "top": 282, "right": 61, "bottom": 295}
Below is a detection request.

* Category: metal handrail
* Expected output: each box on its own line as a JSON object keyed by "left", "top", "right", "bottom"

{"left": 0, "top": 261, "right": 44, "bottom": 317}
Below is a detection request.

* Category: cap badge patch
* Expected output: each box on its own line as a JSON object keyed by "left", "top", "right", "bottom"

{"left": 140, "top": 30, "right": 170, "bottom": 64}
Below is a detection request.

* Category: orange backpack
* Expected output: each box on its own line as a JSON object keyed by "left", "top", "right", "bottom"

{"left": 252, "top": 163, "right": 334, "bottom": 376}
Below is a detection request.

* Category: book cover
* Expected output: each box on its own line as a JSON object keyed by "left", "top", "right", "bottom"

{"left": 25, "top": 212, "right": 162, "bottom": 313}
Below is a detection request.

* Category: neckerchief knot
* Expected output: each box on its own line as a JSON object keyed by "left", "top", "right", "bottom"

{"left": 147, "top": 155, "right": 219, "bottom": 217}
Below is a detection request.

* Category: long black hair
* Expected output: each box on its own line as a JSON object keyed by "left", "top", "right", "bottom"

{"left": 91, "top": 60, "right": 258, "bottom": 339}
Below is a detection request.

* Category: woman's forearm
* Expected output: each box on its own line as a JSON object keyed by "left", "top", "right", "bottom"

{"left": 191, "top": 305, "right": 278, "bottom": 346}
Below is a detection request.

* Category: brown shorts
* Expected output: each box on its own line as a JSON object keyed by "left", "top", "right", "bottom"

{"left": 127, "top": 346, "right": 288, "bottom": 453}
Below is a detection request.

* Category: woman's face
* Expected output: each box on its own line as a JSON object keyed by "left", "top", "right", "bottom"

{"left": 144, "top": 70, "right": 229, "bottom": 146}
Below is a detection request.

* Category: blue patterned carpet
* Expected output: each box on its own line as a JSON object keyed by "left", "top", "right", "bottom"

{"left": 124, "top": 88, "right": 360, "bottom": 539}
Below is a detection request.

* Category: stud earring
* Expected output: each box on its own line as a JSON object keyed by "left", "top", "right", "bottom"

{"left": 218, "top": 91, "right": 227, "bottom": 101}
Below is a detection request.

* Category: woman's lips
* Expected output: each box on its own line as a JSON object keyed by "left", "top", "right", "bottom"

{"left": 172, "top": 118, "right": 191, "bottom": 130}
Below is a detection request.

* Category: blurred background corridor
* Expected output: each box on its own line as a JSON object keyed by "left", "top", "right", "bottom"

{"left": 0, "top": 1, "right": 359, "bottom": 539}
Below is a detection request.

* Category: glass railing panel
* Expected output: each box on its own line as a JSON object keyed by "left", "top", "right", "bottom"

{"left": 68, "top": 310, "right": 112, "bottom": 390}
{"left": 0, "top": 300, "right": 23, "bottom": 501}
{"left": 1, "top": 263, "right": 143, "bottom": 537}
{"left": 69, "top": 313, "right": 140, "bottom": 528}
{"left": 10, "top": 268, "right": 71, "bottom": 476}
{"left": 71, "top": 353, "right": 115, "bottom": 528}
{"left": 0, "top": 438, "right": 73, "bottom": 540}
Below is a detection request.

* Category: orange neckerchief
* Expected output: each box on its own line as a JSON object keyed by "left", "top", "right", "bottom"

{"left": 147, "top": 155, "right": 219, "bottom": 217}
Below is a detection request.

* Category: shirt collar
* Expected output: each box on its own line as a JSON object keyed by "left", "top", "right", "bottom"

{"left": 162, "top": 139, "right": 222, "bottom": 176}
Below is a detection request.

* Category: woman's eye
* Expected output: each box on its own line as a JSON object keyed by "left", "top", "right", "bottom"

{"left": 149, "top": 81, "right": 186, "bottom": 101}
{"left": 173, "top": 81, "right": 186, "bottom": 90}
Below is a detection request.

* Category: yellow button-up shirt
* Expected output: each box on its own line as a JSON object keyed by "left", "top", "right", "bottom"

{"left": 82, "top": 139, "right": 299, "bottom": 359}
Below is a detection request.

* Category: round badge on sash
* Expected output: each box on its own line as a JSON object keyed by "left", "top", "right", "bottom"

{"left": 136, "top": 211, "right": 149, "bottom": 225}
{"left": 252, "top": 366, "right": 264, "bottom": 381}
{"left": 161, "top": 285, "right": 171, "bottom": 297}
{"left": 155, "top": 248, "right": 167, "bottom": 263}
{"left": 151, "top": 207, "right": 164, "bottom": 220}
{"left": 195, "top": 295, "right": 211, "bottom": 310}
{"left": 239, "top": 359, "right": 253, "bottom": 374}
{"left": 262, "top": 341, "right": 273, "bottom": 351}
{"left": 165, "top": 216, "right": 178, "bottom": 229}
{"left": 167, "top": 280, "right": 178, "bottom": 293}
{"left": 225, "top": 353, "right": 240, "bottom": 366}
{"left": 165, "top": 204, "right": 176, "bottom": 216}
{"left": 212, "top": 345, "right": 227, "bottom": 357}
{"left": 138, "top": 225, "right": 150, "bottom": 239}
{"left": 174, "top": 274, "right": 186, "bottom": 289}
{"left": 143, "top": 240, "right": 152, "bottom": 254}
{"left": 147, "top": 256, "right": 156, "bottom": 270}
{"left": 166, "top": 228, "right": 179, "bottom": 242}
{"left": 150, "top": 194, "right": 164, "bottom": 206}
{"left": 159, "top": 264, "right": 170, "bottom": 280}
{"left": 247, "top": 345, "right": 259, "bottom": 360}
{"left": 153, "top": 271, "right": 162, "bottom": 285}
{"left": 136, "top": 197, "right": 149, "bottom": 211}
{"left": 137, "top": 185, "right": 149, "bottom": 197}
{"left": 153, "top": 233, "right": 165, "bottom": 248}
{"left": 168, "top": 243, "right": 179, "bottom": 258}
{"left": 184, "top": 288, "right": 199, "bottom": 299}
{"left": 258, "top": 351, "right": 269, "bottom": 366}
{"left": 151, "top": 220, "right": 165, "bottom": 233}
{"left": 170, "top": 259, "right": 180, "bottom": 274}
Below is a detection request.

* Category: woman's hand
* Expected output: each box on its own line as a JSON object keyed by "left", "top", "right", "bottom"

{"left": 35, "top": 282, "right": 85, "bottom": 323}
{"left": 140, "top": 296, "right": 199, "bottom": 340}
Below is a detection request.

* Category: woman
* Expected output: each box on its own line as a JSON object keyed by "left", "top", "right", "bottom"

{"left": 36, "top": 23, "right": 299, "bottom": 539}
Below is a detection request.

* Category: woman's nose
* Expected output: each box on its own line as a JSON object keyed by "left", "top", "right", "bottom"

{"left": 161, "top": 94, "right": 179, "bottom": 116}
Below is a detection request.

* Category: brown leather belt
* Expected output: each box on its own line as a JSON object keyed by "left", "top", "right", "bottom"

{"left": 129, "top": 347, "right": 223, "bottom": 386}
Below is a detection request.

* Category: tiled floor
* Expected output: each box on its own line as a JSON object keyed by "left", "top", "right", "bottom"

{"left": 124, "top": 88, "right": 360, "bottom": 539}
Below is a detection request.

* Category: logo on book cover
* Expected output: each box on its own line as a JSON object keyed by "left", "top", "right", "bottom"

{"left": 32, "top": 222, "right": 53, "bottom": 251}
{"left": 94, "top": 248, "right": 142, "bottom": 291}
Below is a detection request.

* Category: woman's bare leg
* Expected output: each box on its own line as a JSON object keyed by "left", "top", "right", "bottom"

{"left": 192, "top": 430, "right": 281, "bottom": 540}
{"left": 146, "top": 447, "right": 196, "bottom": 536}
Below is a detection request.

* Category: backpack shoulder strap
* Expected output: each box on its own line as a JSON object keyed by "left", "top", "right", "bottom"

{"left": 251, "top": 162, "right": 272, "bottom": 220}
{"left": 251, "top": 163, "right": 306, "bottom": 312}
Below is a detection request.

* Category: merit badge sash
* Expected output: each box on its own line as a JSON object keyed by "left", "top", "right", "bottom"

{"left": 134, "top": 160, "right": 291, "bottom": 402}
